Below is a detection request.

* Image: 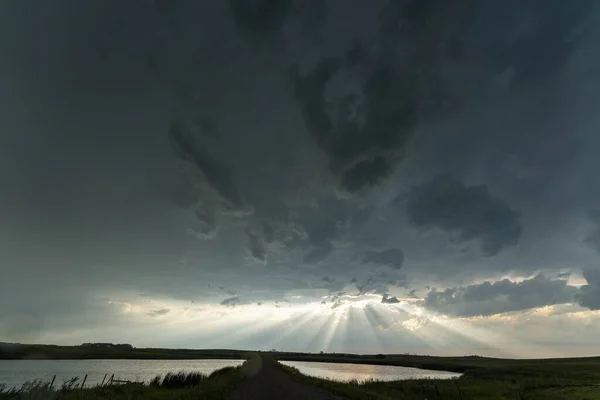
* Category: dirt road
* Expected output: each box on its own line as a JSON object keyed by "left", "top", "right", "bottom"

{"left": 226, "top": 354, "right": 345, "bottom": 400}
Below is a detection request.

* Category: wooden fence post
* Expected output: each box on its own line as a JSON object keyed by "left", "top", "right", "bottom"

{"left": 81, "top": 374, "right": 88, "bottom": 389}
{"left": 49, "top": 375, "right": 56, "bottom": 390}
{"left": 101, "top": 374, "right": 107, "bottom": 386}
{"left": 109, "top": 373, "right": 115, "bottom": 386}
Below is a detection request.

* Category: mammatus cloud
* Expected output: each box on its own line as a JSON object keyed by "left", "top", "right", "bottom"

{"left": 363, "top": 248, "right": 405, "bottom": 269}
{"left": 575, "top": 268, "right": 600, "bottom": 311}
{"left": 423, "top": 274, "right": 578, "bottom": 317}
{"left": 405, "top": 175, "right": 522, "bottom": 256}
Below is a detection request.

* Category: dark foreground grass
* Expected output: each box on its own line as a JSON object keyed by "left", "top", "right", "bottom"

{"left": 0, "top": 367, "right": 243, "bottom": 400}
{"left": 279, "top": 359, "right": 600, "bottom": 400}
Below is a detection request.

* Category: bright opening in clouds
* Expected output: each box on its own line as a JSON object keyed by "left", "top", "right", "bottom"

{"left": 2, "top": 0, "right": 600, "bottom": 358}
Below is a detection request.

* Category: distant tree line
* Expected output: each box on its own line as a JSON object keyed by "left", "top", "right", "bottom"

{"left": 80, "top": 343, "right": 133, "bottom": 349}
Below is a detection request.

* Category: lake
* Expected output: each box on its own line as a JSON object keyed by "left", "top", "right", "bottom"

{"left": 279, "top": 361, "right": 462, "bottom": 382}
{"left": 0, "top": 359, "right": 244, "bottom": 389}
{"left": 1, "top": 359, "right": 462, "bottom": 389}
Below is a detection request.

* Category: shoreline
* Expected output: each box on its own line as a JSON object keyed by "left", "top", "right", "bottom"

{"left": 2, "top": 342, "right": 600, "bottom": 376}
{"left": 2, "top": 351, "right": 600, "bottom": 399}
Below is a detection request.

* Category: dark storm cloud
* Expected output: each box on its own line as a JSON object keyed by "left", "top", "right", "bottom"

{"left": 405, "top": 0, "right": 597, "bottom": 199}
{"left": 476, "top": 0, "right": 593, "bottom": 88}
{"left": 575, "top": 268, "right": 600, "bottom": 311}
{"left": 160, "top": 171, "right": 201, "bottom": 210}
{"left": 168, "top": 119, "right": 242, "bottom": 208}
{"left": 281, "top": 196, "right": 371, "bottom": 252}
{"left": 405, "top": 175, "right": 522, "bottom": 256}
{"left": 424, "top": 274, "right": 578, "bottom": 317}
{"left": 245, "top": 228, "right": 267, "bottom": 264}
{"left": 262, "top": 221, "right": 275, "bottom": 243}
{"left": 188, "top": 206, "right": 218, "bottom": 240}
{"left": 308, "top": 276, "right": 346, "bottom": 293}
{"left": 290, "top": 43, "right": 418, "bottom": 193}
{"left": 356, "top": 277, "right": 389, "bottom": 296}
{"left": 153, "top": 0, "right": 189, "bottom": 33}
{"left": 585, "top": 211, "right": 600, "bottom": 254}
{"left": 303, "top": 242, "right": 334, "bottom": 264}
{"left": 362, "top": 248, "right": 405, "bottom": 269}
{"left": 381, "top": 294, "right": 400, "bottom": 304}
{"left": 3, "top": 0, "right": 600, "bottom": 353}
{"left": 229, "top": 0, "right": 291, "bottom": 38}
{"left": 285, "top": 0, "right": 483, "bottom": 196}
{"left": 395, "top": 0, "right": 593, "bottom": 89}
{"left": 340, "top": 157, "right": 393, "bottom": 193}
{"left": 285, "top": 0, "right": 594, "bottom": 196}
{"left": 192, "top": 115, "right": 220, "bottom": 139}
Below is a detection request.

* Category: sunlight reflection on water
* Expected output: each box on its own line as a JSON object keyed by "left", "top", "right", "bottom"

{"left": 279, "top": 361, "right": 462, "bottom": 382}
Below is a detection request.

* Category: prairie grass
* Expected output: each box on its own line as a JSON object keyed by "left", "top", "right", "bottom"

{"left": 278, "top": 358, "right": 600, "bottom": 400}
{"left": 0, "top": 367, "right": 243, "bottom": 400}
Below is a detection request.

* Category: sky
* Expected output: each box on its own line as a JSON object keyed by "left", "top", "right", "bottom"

{"left": 1, "top": 0, "right": 600, "bottom": 358}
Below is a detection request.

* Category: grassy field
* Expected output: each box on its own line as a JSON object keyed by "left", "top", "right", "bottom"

{"left": 270, "top": 350, "right": 600, "bottom": 372}
{"left": 277, "top": 355, "right": 600, "bottom": 399}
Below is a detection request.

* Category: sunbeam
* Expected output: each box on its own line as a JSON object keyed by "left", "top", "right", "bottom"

{"left": 391, "top": 301, "right": 517, "bottom": 357}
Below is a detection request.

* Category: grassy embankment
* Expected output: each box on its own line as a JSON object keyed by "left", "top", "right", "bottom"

{"left": 275, "top": 353, "right": 600, "bottom": 400}
{"left": 0, "top": 366, "right": 244, "bottom": 400}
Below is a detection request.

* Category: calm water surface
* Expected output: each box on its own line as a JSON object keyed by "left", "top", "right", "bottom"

{"left": 0, "top": 359, "right": 244, "bottom": 389}
{"left": 280, "top": 361, "right": 462, "bottom": 382}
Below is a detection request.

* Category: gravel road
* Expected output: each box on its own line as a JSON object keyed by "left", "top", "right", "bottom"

{"left": 226, "top": 354, "right": 346, "bottom": 400}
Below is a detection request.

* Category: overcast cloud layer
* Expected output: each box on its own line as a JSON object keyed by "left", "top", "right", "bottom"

{"left": 1, "top": 0, "right": 600, "bottom": 357}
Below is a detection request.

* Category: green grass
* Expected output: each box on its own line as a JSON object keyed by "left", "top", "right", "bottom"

{"left": 277, "top": 357, "right": 600, "bottom": 400}
{"left": 0, "top": 367, "right": 244, "bottom": 400}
